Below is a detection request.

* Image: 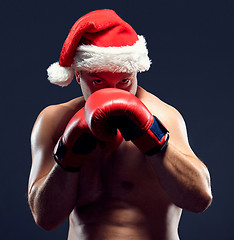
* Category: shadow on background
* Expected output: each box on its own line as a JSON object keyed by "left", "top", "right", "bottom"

{"left": 1, "top": 0, "right": 233, "bottom": 239}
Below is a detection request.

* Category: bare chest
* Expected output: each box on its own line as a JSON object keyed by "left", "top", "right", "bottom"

{"left": 76, "top": 141, "right": 170, "bottom": 209}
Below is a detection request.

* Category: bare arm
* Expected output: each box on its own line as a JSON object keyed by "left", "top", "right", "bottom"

{"left": 28, "top": 164, "right": 80, "bottom": 230}
{"left": 138, "top": 87, "right": 212, "bottom": 212}
{"left": 148, "top": 106, "right": 212, "bottom": 212}
{"left": 28, "top": 100, "right": 84, "bottom": 230}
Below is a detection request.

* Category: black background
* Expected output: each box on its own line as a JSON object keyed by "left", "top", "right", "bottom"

{"left": 1, "top": 0, "right": 233, "bottom": 239}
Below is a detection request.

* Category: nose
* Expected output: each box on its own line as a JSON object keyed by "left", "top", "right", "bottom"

{"left": 106, "top": 82, "right": 117, "bottom": 88}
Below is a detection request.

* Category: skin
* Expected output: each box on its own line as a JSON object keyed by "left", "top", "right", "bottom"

{"left": 28, "top": 71, "right": 212, "bottom": 240}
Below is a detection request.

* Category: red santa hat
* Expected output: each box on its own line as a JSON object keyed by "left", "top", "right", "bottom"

{"left": 47, "top": 9, "right": 151, "bottom": 87}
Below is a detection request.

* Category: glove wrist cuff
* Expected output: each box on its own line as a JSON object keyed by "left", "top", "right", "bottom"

{"left": 132, "top": 116, "right": 169, "bottom": 155}
{"left": 53, "top": 137, "right": 81, "bottom": 172}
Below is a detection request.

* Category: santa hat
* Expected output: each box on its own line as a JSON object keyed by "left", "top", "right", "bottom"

{"left": 47, "top": 9, "right": 151, "bottom": 87}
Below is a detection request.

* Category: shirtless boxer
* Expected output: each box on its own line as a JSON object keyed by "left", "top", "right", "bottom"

{"left": 28, "top": 9, "right": 212, "bottom": 240}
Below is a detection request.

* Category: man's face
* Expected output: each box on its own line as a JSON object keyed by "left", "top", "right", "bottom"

{"left": 76, "top": 71, "right": 138, "bottom": 100}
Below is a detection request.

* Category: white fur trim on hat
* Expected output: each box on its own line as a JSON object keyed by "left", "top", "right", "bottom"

{"left": 73, "top": 35, "right": 151, "bottom": 73}
{"left": 47, "top": 62, "right": 74, "bottom": 87}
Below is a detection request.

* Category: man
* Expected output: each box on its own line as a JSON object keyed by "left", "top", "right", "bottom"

{"left": 28, "top": 9, "right": 212, "bottom": 240}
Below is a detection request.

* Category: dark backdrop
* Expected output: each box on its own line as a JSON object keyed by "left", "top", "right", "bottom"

{"left": 1, "top": 0, "right": 233, "bottom": 239}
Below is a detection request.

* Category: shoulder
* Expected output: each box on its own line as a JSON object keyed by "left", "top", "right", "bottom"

{"left": 136, "top": 86, "right": 183, "bottom": 124}
{"left": 31, "top": 96, "right": 85, "bottom": 145}
{"left": 40, "top": 96, "right": 85, "bottom": 118}
{"left": 137, "top": 86, "right": 193, "bottom": 153}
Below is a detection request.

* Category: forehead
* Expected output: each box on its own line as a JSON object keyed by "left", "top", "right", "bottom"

{"left": 81, "top": 71, "right": 136, "bottom": 79}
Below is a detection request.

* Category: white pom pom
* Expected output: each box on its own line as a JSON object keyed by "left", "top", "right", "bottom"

{"left": 47, "top": 62, "right": 74, "bottom": 87}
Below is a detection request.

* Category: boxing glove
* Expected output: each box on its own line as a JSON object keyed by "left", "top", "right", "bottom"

{"left": 84, "top": 88, "right": 169, "bottom": 156}
{"left": 53, "top": 107, "right": 97, "bottom": 172}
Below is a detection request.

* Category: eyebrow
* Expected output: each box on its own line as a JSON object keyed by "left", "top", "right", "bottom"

{"left": 123, "top": 73, "right": 134, "bottom": 78}
{"left": 88, "top": 72, "right": 134, "bottom": 78}
{"left": 88, "top": 73, "right": 102, "bottom": 78}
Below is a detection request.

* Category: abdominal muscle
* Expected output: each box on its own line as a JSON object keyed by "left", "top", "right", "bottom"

{"left": 67, "top": 141, "right": 182, "bottom": 240}
{"left": 68, "top": 201, "right": 152, "bottom": 240}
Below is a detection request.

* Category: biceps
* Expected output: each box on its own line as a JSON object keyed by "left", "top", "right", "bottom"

{"left": 28, "top": 142, "right": 56, "bottom": 194}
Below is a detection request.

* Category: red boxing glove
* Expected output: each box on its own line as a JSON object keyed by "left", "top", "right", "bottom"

{"left": 53, "top": 108, "right": 97, "bottom": 172}
{"left": 84, "top": 88, "right": 169, "bottom": 155}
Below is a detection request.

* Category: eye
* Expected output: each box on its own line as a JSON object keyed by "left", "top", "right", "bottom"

{"left": 93, "top": 79, "right": 103, "bottom": 85}
{"left": 121, "top": 79, "right": 130, "bottom": 84}
{"left": 116, "top": 79, "right": 131, "bottom": 89}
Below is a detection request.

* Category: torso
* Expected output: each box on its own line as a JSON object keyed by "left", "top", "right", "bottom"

{"left": 51, "top": 87, "right": 182, "bottom": 240}
{"left": 69, "top": 141, "right": 182, "bottom": 240}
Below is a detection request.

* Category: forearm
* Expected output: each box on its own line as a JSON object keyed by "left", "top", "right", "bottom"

{"left": 148, "top": 142, "right": 212, "bottom": 212}
{"left": 28, "top": 163, "right": 80, "bottom": 230}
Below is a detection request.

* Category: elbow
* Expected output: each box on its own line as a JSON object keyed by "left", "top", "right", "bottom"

{"left": 195, "top": 168, "right": 213, "bottom": 212}
{"left": 189, "top": 188, "right": 213, "bottom": 213}
{"left": 33, "top": 213, "right": 60, "bottom": 231}
{"left": 35, "top": 218, "right": 57, "bottom": 231}
{"left": 180, "top": 175, "right": 213, "bottom": 213}
{"left": 28, "top": 195, "right": 59, "bottom": 231}
{"left": 191, "top": 165, "right": 213, "bottom": 213}
{"left": 198, "top": 189, "right": 213, "bottom": 213}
